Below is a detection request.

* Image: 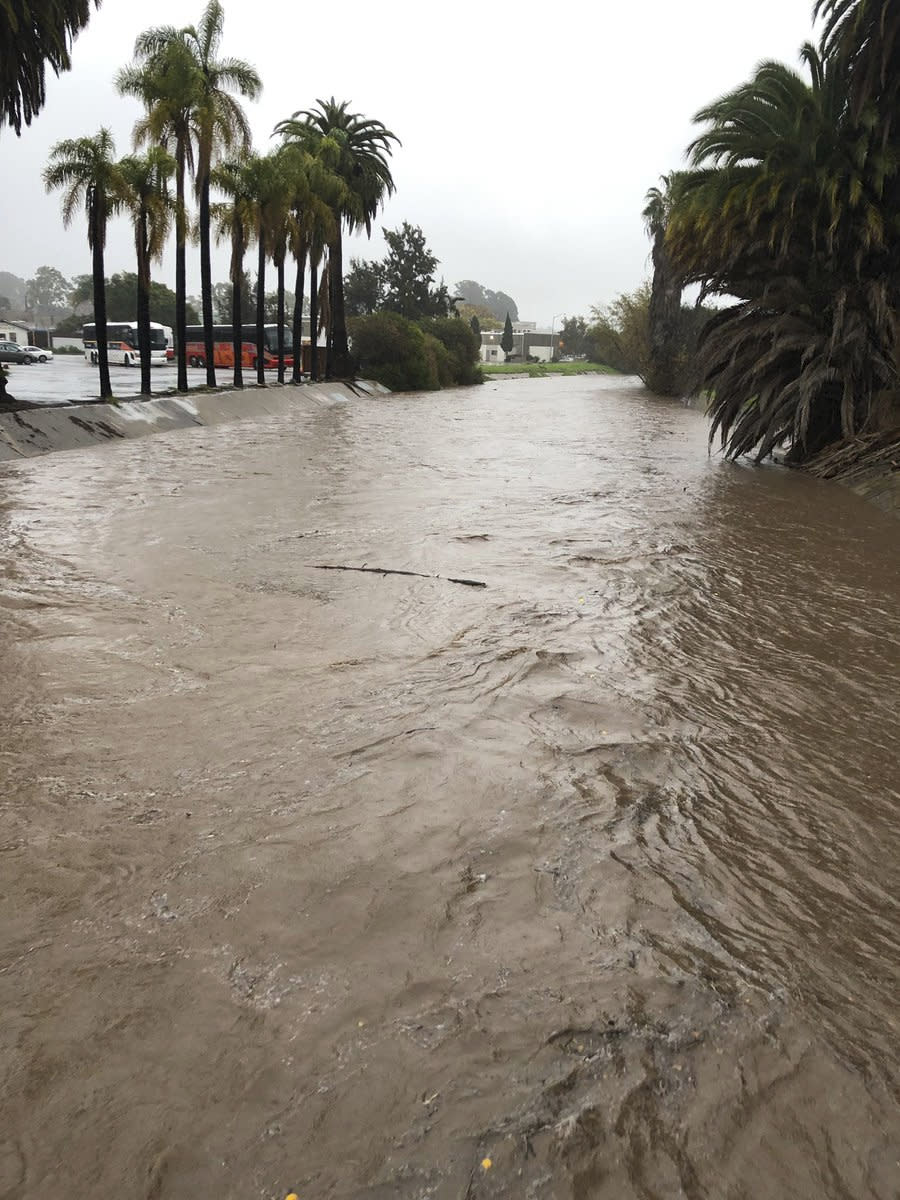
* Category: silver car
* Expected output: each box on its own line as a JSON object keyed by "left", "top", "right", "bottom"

{"left": 0, "top": 340, "right": 31, "bottom": 364}
{"left": 23, "top": 345, "right": 54, "bottom": 363}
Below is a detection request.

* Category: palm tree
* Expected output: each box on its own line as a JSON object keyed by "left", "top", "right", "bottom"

{"left": 665, "top": 47, "right": 896, "bottom": 462}
{"left": 118, "top": 148, "right": 175, "bottom": 395}
{"left": 642, "top": 173, "right": 686, "bottom": 396}
{"left": 274, "top": 98, "right": 399, "bottom": 378}
{"left": 117, "top": 37, "right": 197, "bottom": 393}
{"left": 116, "top": 3, "right": 259, "bottom": 392}
{"left": 278, "top": 142, "right": 342, "bottom": 383}
{"left": 2, "top": 0, "right": 100, "bottom": 135}
{"left": 211, "top": 159, "right": 254, "bottom": 387}
{"left": 183, "top": 1, "right": 260, "bottom": 387}
{"left": 243, "top": 153, "right": 282, "bottom": 387}
{"left": 44, "top": 128, "right": 121, "bottom": 400}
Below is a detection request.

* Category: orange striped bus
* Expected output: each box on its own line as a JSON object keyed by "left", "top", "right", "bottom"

{"left": 183, "top": 324, "right": 298, "bottom": 370}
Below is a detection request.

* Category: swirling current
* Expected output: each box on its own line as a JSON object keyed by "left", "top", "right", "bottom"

{"left": 0, "top": 376, "right": 898, "bottom": 1198}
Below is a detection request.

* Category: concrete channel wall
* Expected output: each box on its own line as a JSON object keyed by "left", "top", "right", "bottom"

{"left": 0, "top": 380, "right": 390, "bottom": 463}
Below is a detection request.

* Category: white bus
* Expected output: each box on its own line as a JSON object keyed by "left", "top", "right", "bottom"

{"left": 82, "top": 321, "right": 168, "bottom": 366}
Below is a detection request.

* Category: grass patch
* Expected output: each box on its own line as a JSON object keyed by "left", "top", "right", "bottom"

{"left": 481, "top": 361, "right": 618, "bottom": 377}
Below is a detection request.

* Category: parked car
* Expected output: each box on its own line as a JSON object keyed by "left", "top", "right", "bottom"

{"left": 0, "top": 340, "right": 31, "bottom": 364}
{"left": 23, "top": 345, "right": 54, "bottom": 363}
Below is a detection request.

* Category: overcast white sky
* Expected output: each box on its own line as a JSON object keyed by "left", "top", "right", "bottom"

{"left": 3, "top": 0, "right": 819, "bottom": 324}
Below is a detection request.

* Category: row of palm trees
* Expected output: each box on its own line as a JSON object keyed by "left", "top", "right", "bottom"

{"left": 643, "top": 0, "right": 899, "bottom": 464}
{"left": 44, "top": 0, "right": 399, "bottom": 400}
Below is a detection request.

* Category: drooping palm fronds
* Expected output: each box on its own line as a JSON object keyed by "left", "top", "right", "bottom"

{"left": 275, "top": 99, "right": 399, "bottom": 377}
{"left": 44, "top": 128, "right": 121, "bottom": 399}
{"left": 666, "top": 34, "right": 900, "bottom": 463}
{"left": 1, "top": 0, "right": 100, "bottom": 135}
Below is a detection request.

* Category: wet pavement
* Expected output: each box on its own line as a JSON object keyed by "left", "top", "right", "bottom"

{"left": 3, "top": 355, "right": 239, "bottom": 405}
{"left": 0, "top": 375, "right": 898, "bottom": 1198}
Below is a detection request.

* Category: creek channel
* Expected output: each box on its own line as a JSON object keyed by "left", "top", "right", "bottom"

{"left": 1, "top": 375, "right": 898, "bottom": 1198}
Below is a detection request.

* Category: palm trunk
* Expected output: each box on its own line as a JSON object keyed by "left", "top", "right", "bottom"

{"left": 93, "top": 207, "right": 112, "bottom": 401}
{"left": 309, "top": 257, "right": 319, "bottom": 382}
{"left": 175, "top": 136, "right": 188, "bottom": 393}
{"left": 231, "top": 222, "right": 244, "bottom": 389}
{"left": 199, "top": 173, "right": 216, "bottom": 388}
{"left": 276, "top": 257, "right": 285, "bottom": 384}
{"left": 136, "top": 212, "right": 152, "bottom": 397}
{"left": 291, "top": 240, "right": 307, "bottom": 383}
{"left": 328, "top": 229, "right": 349, "bottom": 377}
{"left": 647, "top": 230, "right": 683, "bottom": 396}
{"left": 256, "top": 233, "right": 266, "bottom": 387}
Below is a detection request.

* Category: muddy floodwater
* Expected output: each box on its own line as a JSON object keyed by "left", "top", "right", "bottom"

{"left": 1, "top": 376, "right": 898, "bottom": 1199}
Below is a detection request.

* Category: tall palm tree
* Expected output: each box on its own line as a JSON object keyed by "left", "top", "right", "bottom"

{"left": 118, "top": 147, "right": 175, "bottom": 395}
{"left": 274, "top": 98, "right": 399, "bottom": 378}
{"left": 642, "top": 173, "right": 686, "bottom": 396}
{"left": 211, "top": 158, "right": 254, "bottom": 387}
{"left": 183, "top": 1, "right": 260, "bottom": 387}
{"left": 117, "top": 37, "right": 197, "bottom": 393}
{"left": 277, "top": 143, "right": 343, "bottom": 383}
{"left": 243, "top": 153, "right": 282, "bottom": 387}
{"left": 2, "top": 0, "right": 100, "bottom": 136}
{"left": 44, "top": 127, "right": 121, "bottom": 400}
{"left": 117, "top": 4, "right": 259, "bottom": 392}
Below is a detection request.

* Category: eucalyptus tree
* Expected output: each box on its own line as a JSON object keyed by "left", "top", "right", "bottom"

{"left": 2, "top": 0, "right": 100, "bottom": 135}
{"left": 117, "top": 1, "right": 260, "bottom": 391}
{"left": 44, "top": 128, "right": 121, "bottom": 399}
{"left": 274, "top": 98, "right": 399, "bottom": 378}
{"left": 118, "top": 147, "right": 175, "bottom": 395}
{"left": 211, "top": 158, "right": 254, "bottom": 387}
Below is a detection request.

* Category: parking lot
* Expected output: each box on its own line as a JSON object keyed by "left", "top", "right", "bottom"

{"left": 3, "top": 355, "right": 229, "bottom": 406}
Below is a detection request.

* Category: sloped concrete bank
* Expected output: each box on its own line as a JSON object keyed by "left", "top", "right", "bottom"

{"left": 0, "top": 379, "right": 390, "bottom": 462}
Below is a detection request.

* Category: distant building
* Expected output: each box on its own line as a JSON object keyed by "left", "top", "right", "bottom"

{"left": 0, "top": 319, "right": 31, "bottom": 343}
{"left": 479, "top": 326, "right": 559, "bottom": 364}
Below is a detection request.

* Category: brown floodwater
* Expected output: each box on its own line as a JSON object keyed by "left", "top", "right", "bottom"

{"left": 1, "top": 376, "right": 898, "bottom": 1199}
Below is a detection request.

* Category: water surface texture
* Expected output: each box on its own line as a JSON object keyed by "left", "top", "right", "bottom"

{"left": 1, "top": 377, "right": 898, "bottom": 1199}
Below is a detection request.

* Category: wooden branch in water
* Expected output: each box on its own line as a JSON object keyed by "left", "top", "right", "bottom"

{"left": 311, "top": 564, "right": 487, "bottom": 588}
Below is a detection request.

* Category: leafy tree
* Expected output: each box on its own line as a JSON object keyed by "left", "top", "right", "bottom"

{"left": 119, "top": 147, "right": 174, "bottom": 394}
{"left": 419, "top": 317, "right": 482, "bottom": 385}
{"left": 470, "top": 314, "right": 481, "bottom": 342}
{"left": 0, "top": 296, "right": 9, "bottom": 314}
{"left": 68, "top": 273, "right": 93, "bottom": 309}
{"left": 25, "top": 266, "right": 70, "bottom": 323}
{"left": 344, "top": 257, "right": 385, "bottom": 316}
{"left": 381, "top": 222, "right": 452, "bottom": 319}
{"left": 557, "top": 316, "right": 588, "bottom": 358}
{"left": 500, "top": 311, "right": 514, "bottom": 359}
{"left": 44, "top": 128, "right": 121, "bottom": 399}
{"left": 1, "top": 0, "right": 100, "bottom": 135}
{"left": 455, "top": 280, "right": 519, "bottom": 323}
{"left": 275, "top": 98, "right": 399, "bottom": 377}
{"left": 102, "top": 273, "right": 198, "bottom": 326}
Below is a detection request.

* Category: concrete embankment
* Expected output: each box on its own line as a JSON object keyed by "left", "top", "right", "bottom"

{"left": 0, "top": 379, "right": 390, "bottom": 462}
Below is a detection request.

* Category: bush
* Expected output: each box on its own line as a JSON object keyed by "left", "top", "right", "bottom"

{"left": 417, "top": 317, "right": 483, "bottom": 385}
{"left": 349, "top": 312, "right": 441, "bottom": 391}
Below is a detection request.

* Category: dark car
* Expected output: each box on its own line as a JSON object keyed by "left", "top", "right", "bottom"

{"left": 0, "top": 340, "right": 31, "bottom": 364}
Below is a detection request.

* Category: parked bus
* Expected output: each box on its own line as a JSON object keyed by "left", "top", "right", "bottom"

{"left": 83, "top": 321, "right": 168, "bottom": 366}
{"left": 182, "top": 324, "right": 298, "bottom": 370}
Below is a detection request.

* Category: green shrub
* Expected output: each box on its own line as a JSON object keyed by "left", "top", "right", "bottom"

{"left": 418, "top": 317, "right": 482, "bottom": 384}
{"left": 349, "top": 312, "right": 440, "bottom": 391}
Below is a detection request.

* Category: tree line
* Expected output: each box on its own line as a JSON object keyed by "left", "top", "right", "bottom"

{"left": 40, "top": 0, "right": 398, "bottom": 400}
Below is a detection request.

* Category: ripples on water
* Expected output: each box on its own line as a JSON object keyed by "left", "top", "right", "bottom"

{"left": 0, "top": 376, "right": 897, "bottom": 1198}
